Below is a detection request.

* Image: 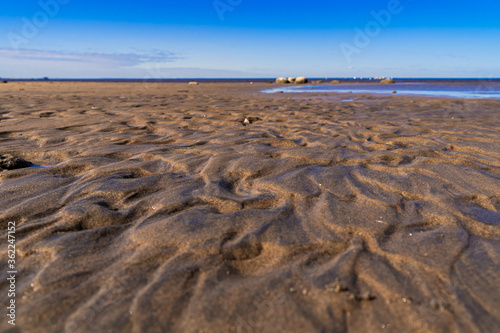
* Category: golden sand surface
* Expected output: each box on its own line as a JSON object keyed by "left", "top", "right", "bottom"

{"left": 0, "top": 81, "right": 499, "bottom": 332}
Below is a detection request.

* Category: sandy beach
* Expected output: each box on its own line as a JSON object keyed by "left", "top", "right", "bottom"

{"left": 1, "top": 81, "right": 499, "bottom": 332}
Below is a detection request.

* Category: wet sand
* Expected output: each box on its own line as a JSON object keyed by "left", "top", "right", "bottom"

{"left": 0, "top": 81, "right": 499, "bottom": 332}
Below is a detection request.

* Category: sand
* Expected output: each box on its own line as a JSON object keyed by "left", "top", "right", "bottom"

{"left": 0, "top": 81, "right": 499, "bottom": 333}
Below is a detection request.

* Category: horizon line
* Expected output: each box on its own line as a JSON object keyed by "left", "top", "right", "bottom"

{"left": 3, "top": 77, "right": 500, "bottom": 81}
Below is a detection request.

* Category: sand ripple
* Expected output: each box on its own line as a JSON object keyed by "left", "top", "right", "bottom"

{"left": 1, "top": 82, "right": 499, "bottom": 332}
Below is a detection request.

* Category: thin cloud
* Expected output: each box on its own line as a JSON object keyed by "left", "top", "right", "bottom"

{"left": 0, "top": 48, "right": 182, "bottom": 66}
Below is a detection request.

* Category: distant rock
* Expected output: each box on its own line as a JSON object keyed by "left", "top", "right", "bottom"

{"left": 188, "top": 82, "right": 199, "bottom": 85}
{"left": 288, "top": 77, "right": 296, "bottom": 83}
{"left": 380, "top": 78, "right": 395, "bottom": 84}
{"left": 295, "top": 77, "right": 308, "bottom": 84}
{"left": 0, "top": 155, "right": 33, "bottom": 170}
{"left": 330, "top": 80, "right": 341, "bottom": 84}
{"left": 275, "top": 77, "right": 289, "bottom": 84}
{"left": 311, "top": 80, "right": 323, "bottom": 84}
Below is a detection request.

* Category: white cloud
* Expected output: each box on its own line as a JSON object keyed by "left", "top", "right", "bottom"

{"left": 0, "top": 48, "right": 182, "bottom": 66}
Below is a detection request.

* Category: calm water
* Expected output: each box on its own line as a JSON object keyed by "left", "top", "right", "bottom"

{"left": 263, "top": 80, "right": 500, "bottom": 99}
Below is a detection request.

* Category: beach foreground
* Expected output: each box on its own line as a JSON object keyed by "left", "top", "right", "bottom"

{"left": 1, "top": 82, "right": 499, "bottom": 332}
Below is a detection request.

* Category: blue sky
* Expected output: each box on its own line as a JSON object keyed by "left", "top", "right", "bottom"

{"left": 1, "top": 0, "right": 499, "bottom": 78}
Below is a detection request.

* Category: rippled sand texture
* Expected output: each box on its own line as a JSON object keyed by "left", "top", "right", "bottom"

{"left": 1, "top": 82, "right": 499, "bottom": 333}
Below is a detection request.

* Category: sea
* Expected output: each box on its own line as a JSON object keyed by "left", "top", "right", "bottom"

{"left": 262, "top": 78, "right": 500, "bottom": 99}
